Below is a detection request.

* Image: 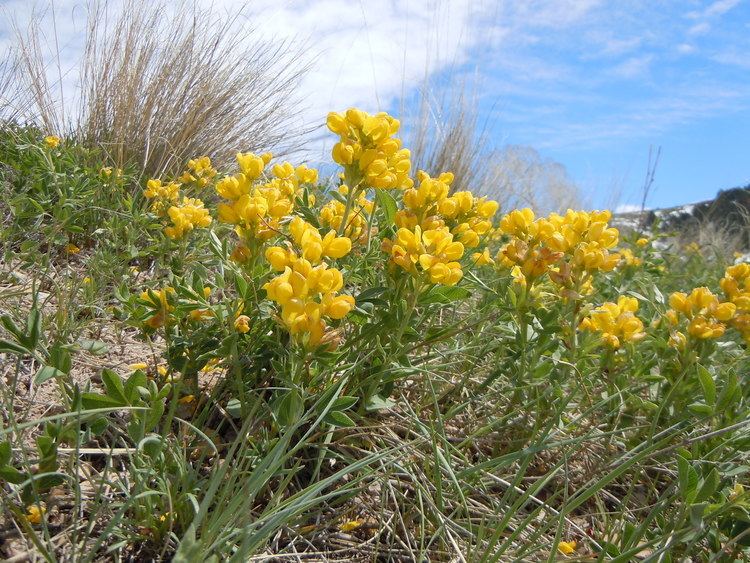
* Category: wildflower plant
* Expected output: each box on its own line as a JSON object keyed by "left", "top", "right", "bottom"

{"left": 5, "top": 109, "right": 750, "bottom": 561}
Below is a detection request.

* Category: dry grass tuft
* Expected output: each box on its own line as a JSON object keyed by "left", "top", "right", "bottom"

{"left": 406, "top": 77, "right": 583, "bottom": 213}
{"left": 407, "top": 80, "right": 492, "bottom": 196}
{"left": 9, "top": 1, "right": 312, "bottom": 177}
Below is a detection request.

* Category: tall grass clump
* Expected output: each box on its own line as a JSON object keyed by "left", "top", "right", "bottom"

{"left": 10, "top": 1, "right": 310, "bottom": 177}
{"left": 405, "top": 77, "right": 584, "bottom": 213}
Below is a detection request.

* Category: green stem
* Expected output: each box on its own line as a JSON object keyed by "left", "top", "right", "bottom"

{"left": 365, "top": 197, "right": 378, "bottom": 252}
{"left": 337, "top": 186, "right": 357, "bottom": 236}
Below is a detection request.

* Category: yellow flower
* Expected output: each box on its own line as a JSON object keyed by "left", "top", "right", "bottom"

{"left": 189, "top": 308, "right": 213, "bottom": 321}
{"left": 387, "top": 225, "right": 465, "bottom": 286}
{"left": 83, "top": 276, "right": 92, "bottom": 284}
{"left": 129, "top": 362, "right": 148, "bottom": 371}
{"left": 66, "top": 243, "right": 81, "bottom": 254}
{"left": 178, "top": 394, "right": 195, "bottom": 404}
{"left": 181, "top": 156, "right": 217, "bottom": 187}
{"left": 163, "top": 197, "right": 212, "bottom": 239}
{"left": 26, "top": 503, "right": 46, "bottom": 524}
{"left": 636, "top": 237, "right": 649, "bottom": 247}
{"left": 729, "top": 483, "right": 744, "bottom": 501}
{"left": 557, "top": 540, "right": 577, "bottom": 555}
{"left": 327, "top": 108, "right": 412, "bottom": 190}
{"left": 43, "top": 135, "right": 60, "bottom": 148}
{"left": 666, "top": 287, "right": 735, "bottom": 342}
{"left": 471, "top": 248, "right": 494, "bottom": 267}
{"left": 140, "top": 287, "right": 175, "bottom": 329}
{"left": 234, "top": 315, "right": 251, "bottom": 334}
{"left": 619, "top": 248, "right": 642, "bottom": 267}
{"left": 580, "top": 296, "right": 646, "bottom": 349}
{"left": 236, "top": 152, "right": 268, "bottom": 180}
{"left": 339, "top": 519, "right": 364, "bottom": 532}
{"left": 263, "top": 259, "right": 355, "bottom": 348}
{"left": 144, "top": 179, "right": 181, "bottom": 217}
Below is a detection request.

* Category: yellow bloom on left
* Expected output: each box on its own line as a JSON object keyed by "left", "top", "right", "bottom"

{"left": 43, "top": 135, "right": 60, "bottom": 148}
{"left": 26, "top": 503, "right": 46, "bottom": 524}
{"left": 557, "top": 540, "right": 577, "bottom": 555}
{"left": 164, "top": 197, "right": 212, "bottom": 239}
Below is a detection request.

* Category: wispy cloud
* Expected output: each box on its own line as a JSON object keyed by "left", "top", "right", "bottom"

{"left": 611, "top": 55, "right": 654, "bottom": 79}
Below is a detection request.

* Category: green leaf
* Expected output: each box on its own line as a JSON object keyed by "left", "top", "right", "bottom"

{"left": 677, "top": 455, "right": 691, "bottom": 496}
{"left": 696, "top": 364, "right": 716, "bottom": 405}
{"left": 690, "top": 503, "right": 708, "bottom": 529}
{"left": 330, "top": 396, "right": 358, "bottom": 412}
{"left": 1, "top": 314, "right": 24, "bottom": 341}
{"left": 25, "top": 308, "right": 41, "bottom": 350}
{"left": 49, "top": 345, "right": 72, "bottom": 374}
{"left": 226, "top": 398, "right": 242, "bottom": 418}
{"left": 695, "top": 468, "right": 720, "bottom": 503}
{"left": 375, "top": 189, "right": 397, "bottom": 226}
{"left": 145, "top": 401, "right": 165, "bottom": 432}
{"left": 717, "top": 370, "right": 739, "bottom": 411}
{"left": 274, "top": 390, "right": 303, "bottom": 427}
{"left": 323, "top": 410, "right": 356, "bottom": 427}
{"left": 0, "top": 466, "right": 25, "bottom": 484}
{"left": 101, "top": 369, "right": 127, "bottom": 405}
{"left": 80, "top": 393, "right": 124, "bottom": 410}
{"left": 78, "top": 339, "right": 109, "bottom": 356}
{"left": 0, "top": 338, "right": 29, "bottom": 356}
{"left": 365, "top": 394, "right": 396, "bottom": 412}
{"left": 34, "top": 365, "right": 65, "bottom": 385}
{"left": 687, "top": 402, "right": 713, "bottom": 416}
{"left": 124, "top": 370, "right": 148, "bottom": 404}
{"left": 89, "top": 417, "right": 109, "bottom": 435}
{"left": 356, "top": 286, "right": 388, "bottom": 303}
{"left": 419, "top": 285, "right": 472, "bottom": 305}
{"left": 0, "top": 441, "right": 11, "bottom": 466}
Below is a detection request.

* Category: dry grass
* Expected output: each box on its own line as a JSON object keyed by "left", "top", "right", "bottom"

{"left": 483, "top": 144, "right": 585, "bottom": 214}
{"left": 9, "top": 1, "right": 312, "bottom": 177}
{"left": 406, "top": 79, "right": 492, "bottom": 196}
{"left": 405, "top": 77, "right": 583, "bottom": 213}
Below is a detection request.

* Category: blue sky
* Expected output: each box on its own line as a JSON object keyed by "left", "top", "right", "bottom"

{"left": 456, "top": 0, "right": 750, "bottom": 209}
{"left": 3, "top": 0, "right": 749, "bottom": 210}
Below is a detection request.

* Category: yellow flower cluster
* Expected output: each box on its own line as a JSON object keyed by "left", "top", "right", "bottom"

{"left": 179, "top": 156, "right": 217, "bottom": 188}
{"left": 496, "top": 208, "right": 620, "bottom": 290}
{"left": 720, "top": 263, "right": 750, "bottom": 343}
{"left": 580, "top": 296, "right": 646, "bottom": 348}
{"left": 263, "top": 258, "right": 355, "bottom": 347}
{"left": 665, "top": 287, "right": 736, "bottom": 344}
{"left": 144, "top": 179, "right": 181, "bottom": 217}
{"left": 267, "top": 217, "right": 352, "bottom": 268}
{"left": 319, "top": 185, "right": 374, "bottom": 242}
{"left": 140, "top": 287, "right": 175, "bottom": 329}
{"left": 326, "top": 108, "right": 412, "bottom": 190}
{"left": 262, "top": 218, "right": 354, "bottom": 346}
{"left": 43, "top": 135, "right": 60, "bottom": 149}
{"left": 100, "top": 166, "right": 123, "bottom": 181}
{"left": 144, "top": 175, "right": 212, "bottom": 239}
{"left": 396, "top": 171, "right": 499, "bottom": 248}
{"left": 381, "top": 171, "right": 498, "bottom": 286}
{"left": 164, "top": 197, "right": 212, "bottom": 239}
{"left": 385, "top": 225, "right": 465, "bottom": 286}
{"left": 216, "top": 153, "right": 318, "bottom": 245}
{"left": 619, "top": 248, "right": 642, "bottom": 268}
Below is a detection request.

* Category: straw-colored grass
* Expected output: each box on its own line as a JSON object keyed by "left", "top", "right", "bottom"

{"left": 10, "top": 1, "right": 311, "bottom": 176}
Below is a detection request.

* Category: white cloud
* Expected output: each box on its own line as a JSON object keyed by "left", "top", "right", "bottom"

{"left": 703, "top": 0, "right": 741, "bottom": 17}
{"left": 688, "top": 21, "right": 711, "bottom": 35}
{"left": 615, "top": 203, "right": 643, "bottom": 213}
{"left": 611, "top": 54, "right": 654, "bottom": 78}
